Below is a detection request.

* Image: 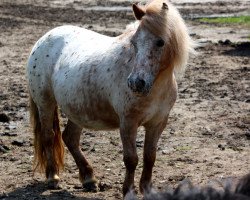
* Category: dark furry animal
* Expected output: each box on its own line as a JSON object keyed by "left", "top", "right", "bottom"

{"left": 125, "top": 173, "right": 250, "bottom": 200}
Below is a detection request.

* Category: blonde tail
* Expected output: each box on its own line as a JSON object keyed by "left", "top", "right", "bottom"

{"left": 29, "top": 95, "right": 64, "bottom": 174}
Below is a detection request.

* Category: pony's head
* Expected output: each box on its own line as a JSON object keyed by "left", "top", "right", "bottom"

{"left": 127, "top": 0, "right": 194, "bottom": 95}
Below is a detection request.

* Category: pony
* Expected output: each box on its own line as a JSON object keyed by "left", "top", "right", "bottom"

{"left": 26, "top": 0, "right": 194, "bottom": 197}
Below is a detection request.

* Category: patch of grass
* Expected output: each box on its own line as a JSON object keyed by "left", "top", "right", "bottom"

{"left": 175, "top": 145, "right": 192, "bottom": 151}
{"left": 198, "top": 16, "right": 250, "bottom": 27}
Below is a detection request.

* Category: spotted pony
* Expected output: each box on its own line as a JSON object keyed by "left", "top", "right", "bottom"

{"left": 27, "top": 0, "right": 194, "bottom": 197}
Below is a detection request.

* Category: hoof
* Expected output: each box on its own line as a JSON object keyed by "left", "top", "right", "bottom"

{"left": 124, "top": 189, "right": 137, "bottom": 200}
{"left": 83, "top": 179, "right": 99, "bottom": 192}
{"left": 47, "top": 175, "right": 60, "bottom": 189}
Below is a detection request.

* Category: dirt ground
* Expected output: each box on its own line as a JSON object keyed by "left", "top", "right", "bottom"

{"left": 0, "top": 0, "right": 249, "bottom": 199}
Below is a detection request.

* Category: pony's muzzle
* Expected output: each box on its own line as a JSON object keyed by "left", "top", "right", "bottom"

{"left": 127, "top": 74, "right": 151, "bottom": 95}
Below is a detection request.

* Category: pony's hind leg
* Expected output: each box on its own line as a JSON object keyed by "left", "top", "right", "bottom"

{"left": 37, "top": 103, "right": 64, "bottom": 189}
{"left": 62, "top": 120, "right": 98, "bottom": 192}
{"left": 30, "top": 95, "right": 64, "bottom": 189}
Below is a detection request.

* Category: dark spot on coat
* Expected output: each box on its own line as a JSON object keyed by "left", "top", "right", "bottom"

{"left": 46, "top": 55, "right": 49, "bottom": 57}
{"left": 128, "top": 57, "right": 132, "bottom": 63}
{"left": 37, "top": 74, "right": 40, "bottom": 77}
{"left": 35, "top": 58, "right": 37, "bottom": 61}
{"left": 101, "top": 87, "right": 104, "bottom": 90}
{"left": 107, "top": 68, "right": 110, "bottom": 72}
{"left": 32, "top": 51, "right": 35, "bottom": 55}
{"left": 147, "top": 54, "right": 153, "bottom": 59}
{"left": 33, "top": 65, "right": 36, "bottom": 69}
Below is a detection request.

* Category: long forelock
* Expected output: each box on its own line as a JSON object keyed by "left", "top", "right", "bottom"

{"left": 139, "top": 0, "right": 195, "bottom": 74}
{"left": 141, "top": 0, "right": 169, "bottom": 40}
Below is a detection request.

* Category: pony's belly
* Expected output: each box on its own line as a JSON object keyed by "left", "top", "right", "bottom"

{"left": 61, "top": 103, "right": 120, "bottom": 130}
{"left": 79, "top": 119, "right": 119, "bottom": 130}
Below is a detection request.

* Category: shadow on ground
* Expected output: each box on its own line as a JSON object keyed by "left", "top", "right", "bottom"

{"left": 223, "top": 42, "right": 250, "bottom": 57}
{"left": 0, "top": 181, "right": 102, "bottom": 200}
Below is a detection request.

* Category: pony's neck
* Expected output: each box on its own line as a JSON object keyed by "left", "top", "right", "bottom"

{"left": 117, "top": 28, "right": 135, "bottom": 42}
{"left": 155, "top": 65, "right": 175, "bottom": 87}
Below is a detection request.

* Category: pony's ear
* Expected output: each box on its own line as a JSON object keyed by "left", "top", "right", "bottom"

{"left": 162, "top": 2, "right": 168, "bottom": 10}
{"left": 132, "top": 4, "right": 145, "bottom": 20}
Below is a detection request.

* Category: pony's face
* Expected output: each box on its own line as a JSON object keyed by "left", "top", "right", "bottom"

{"left": 127, "top": 26, "right": 166, "bottom": 95}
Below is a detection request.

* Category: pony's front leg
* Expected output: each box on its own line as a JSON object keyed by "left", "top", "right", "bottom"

{"left": 62, "top": 120, "right": 98, "bottom": 192}
{"left": 120, "top": 119, "right": 138, "bottom": 196}
{"left": 139, "top": 119, "right": 168, "bottom": 194}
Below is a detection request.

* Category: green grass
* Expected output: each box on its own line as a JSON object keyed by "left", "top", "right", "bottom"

{"left": 198, "top": 16, "right": 250, "bottom": 27}
{"left": 175, "top": 145, "right": 192, "bottom": 151}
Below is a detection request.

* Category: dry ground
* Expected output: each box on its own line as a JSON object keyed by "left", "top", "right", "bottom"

{"left": 0, "top": 0, "right": 249, "bottom": 199}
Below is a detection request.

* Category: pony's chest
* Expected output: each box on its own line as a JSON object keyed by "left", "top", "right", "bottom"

{"left": 133, "top": 87, "right": 177, "bottom": 125}
{"left": 141, "top": 99, "right": 171, "bottom": 124}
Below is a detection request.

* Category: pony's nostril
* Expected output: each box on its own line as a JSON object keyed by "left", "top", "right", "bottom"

{"left": 127, "top": 75, "right": 147, "bottom": 93}
{"left": 135, "top": 78, "right": 146, "bottom": 91}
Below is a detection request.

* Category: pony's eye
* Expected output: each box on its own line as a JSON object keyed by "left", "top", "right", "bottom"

{"left": 156, "top": 39, "right": 165, "bottom": 47}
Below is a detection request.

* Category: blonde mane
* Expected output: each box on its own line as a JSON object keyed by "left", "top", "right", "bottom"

{"left": 139, "top": 0, "right": 195, "bottom": 73}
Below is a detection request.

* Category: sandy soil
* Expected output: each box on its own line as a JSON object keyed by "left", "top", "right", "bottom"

{"left": 0, "top": 0, "right": 249, "bottom": 199}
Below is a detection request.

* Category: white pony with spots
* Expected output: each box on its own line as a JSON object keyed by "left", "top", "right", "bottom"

{"left": 27, "top": 0, "right": 194, "bottom": 197}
